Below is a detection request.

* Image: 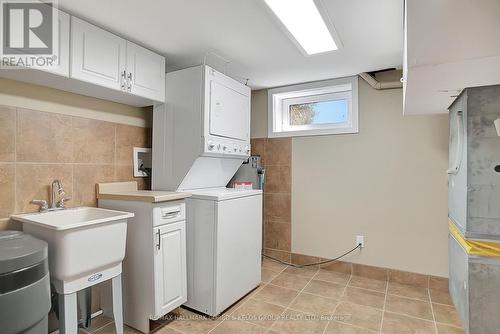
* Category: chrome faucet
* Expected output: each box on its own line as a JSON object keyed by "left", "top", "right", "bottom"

{"left": 51, "top": 180, "right": 64, "bottom": 209}
{"left": 31, "top": 179, "right": 71, "bottom": 212}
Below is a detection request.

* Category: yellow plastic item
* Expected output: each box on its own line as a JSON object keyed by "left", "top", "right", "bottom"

{"left": 449, "top": 220, "right": 500, "bottom": 257}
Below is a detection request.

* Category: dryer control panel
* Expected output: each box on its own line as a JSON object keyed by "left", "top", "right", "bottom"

{"left": 204, "top": 137, "right": 250, "bottom": 158}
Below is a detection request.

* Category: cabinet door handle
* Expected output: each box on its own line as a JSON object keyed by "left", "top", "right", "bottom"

{"left": 156, "top": 229, "right": 161, "bottom": 250}
{"left": 162, "top": 210, "right": 180, "bottom": 219}
{"left": 120, "top": 70, "right": 127, "bottom": 91}
{"left": 161, "top": 206, "right": 181, "bottom": 218}
{"left": 127, "top": 72, "right": 132, "bottom": 92}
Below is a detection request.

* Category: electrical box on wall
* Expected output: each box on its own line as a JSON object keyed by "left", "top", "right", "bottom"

{"left": 133, "top": 147, "right": 151, "bottom": 177}
{"left": 356, "top": 235, "right": 365, "bottom": 248}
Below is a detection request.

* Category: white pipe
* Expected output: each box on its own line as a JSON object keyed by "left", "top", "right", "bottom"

{"left": 494, "top": 118, "right": 500, "bottom": 136}
{"left": 359, "top": 72, "right": 402, "bottom": 90}
{"left": 447, "top": 112, "right": 464, "bottom": 175}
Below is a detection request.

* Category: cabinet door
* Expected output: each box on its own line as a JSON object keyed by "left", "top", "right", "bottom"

{"left": 126, "top": 42, "right": 165, "bottom": 102}
{"left": 51, "top": 10, "right": 70, "bottom": 76}
{"left": 153, "top": 221, "right": 187, "bottom": 317}
{"left": 33, "top": 9, "right": 69, "bottom": 76}
{"left": 70, "top": 17, "right": 126, "bottom": 91}
{"left": 10, "top": 5, "right": 69, "bottom": 76}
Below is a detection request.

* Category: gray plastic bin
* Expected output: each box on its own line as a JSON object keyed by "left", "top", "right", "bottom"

{"left": 0, "top": 231, "right": 51, "bottom": 334}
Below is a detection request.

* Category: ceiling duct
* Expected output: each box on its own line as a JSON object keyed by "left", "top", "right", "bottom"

{"left": 360, "top": 69, "right": 403, "bottom": 90}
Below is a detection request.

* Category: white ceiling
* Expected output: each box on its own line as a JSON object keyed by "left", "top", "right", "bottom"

{"left": 58, "top": 0, "right": 403, "bottom": 89}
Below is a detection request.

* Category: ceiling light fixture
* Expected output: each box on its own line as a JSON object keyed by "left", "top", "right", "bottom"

{"left": 264, "top": 0, "right": 338, "bottom": 55}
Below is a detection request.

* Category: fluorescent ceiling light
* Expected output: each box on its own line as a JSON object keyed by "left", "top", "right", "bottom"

{"left": 264, "top": 0, "right": 338, "bottom": 55}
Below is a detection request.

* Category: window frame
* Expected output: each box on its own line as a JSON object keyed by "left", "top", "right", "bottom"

{"left": 268, "top": 76, "right": 358, "bottom": 138}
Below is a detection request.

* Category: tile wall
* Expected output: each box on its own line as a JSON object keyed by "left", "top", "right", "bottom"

{"left": 251, "top": 137, "right": 292, "bottom": 262}
{"left": 0, "top": 105, "right": 151, "bottom": 229}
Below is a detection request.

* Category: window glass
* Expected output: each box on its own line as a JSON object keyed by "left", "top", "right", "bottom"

{"left": 289, "top": 99, "right": 348, "bottom": 126}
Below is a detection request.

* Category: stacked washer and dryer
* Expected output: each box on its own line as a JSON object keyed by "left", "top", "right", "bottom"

{"left": 152, "top": 65, "right": 262, "bottom": 316}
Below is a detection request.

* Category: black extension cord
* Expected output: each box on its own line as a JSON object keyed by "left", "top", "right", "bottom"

{"left": 262, "top": 243, "right": 362, "bottom": 268}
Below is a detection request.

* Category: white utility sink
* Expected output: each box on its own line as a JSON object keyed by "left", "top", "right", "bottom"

{"left": 11, "top": 207, "right": 134, "bottom": 294}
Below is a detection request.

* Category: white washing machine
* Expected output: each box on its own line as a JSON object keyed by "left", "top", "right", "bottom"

{"left": 184, "top": 188, "right": 262, "bottom": 316}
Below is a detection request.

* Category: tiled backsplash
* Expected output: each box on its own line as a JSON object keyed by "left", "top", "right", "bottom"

{"left": 251, "top": 137, "right": 292, "bottom": 262}
{"left": 0, "top": 105, "right": 151, "bottom": 229}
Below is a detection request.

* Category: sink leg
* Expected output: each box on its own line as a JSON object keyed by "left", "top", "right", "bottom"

{"left": 112, "top": 275, "right": 124, "bottom": 334}
{"left": 77, "top": 287, "right": 92, "bottom": 328}
{"left": 59, "top": 292, "right": 78, "bottom": 334}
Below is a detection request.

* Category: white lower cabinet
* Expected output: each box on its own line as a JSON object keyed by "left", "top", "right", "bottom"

{"left": 153, "top": 221, "right": 187, "bottom": 316}
{"left": 98, "top": 198, "right": 187, "bottom": 333}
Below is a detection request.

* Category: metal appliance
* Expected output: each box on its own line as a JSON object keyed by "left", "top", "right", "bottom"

{"left": 447, "top": 85, "right": 500, "bottom": 334}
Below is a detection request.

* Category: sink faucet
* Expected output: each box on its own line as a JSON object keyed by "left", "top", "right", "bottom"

{"left": 31, "top": 179, "right": 71, "bottom": 212}
{"left": 51, "top": 180, "right": 64, "bottom": 209}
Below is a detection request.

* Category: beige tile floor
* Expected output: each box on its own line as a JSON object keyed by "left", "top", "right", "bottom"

{"left": 80, "top": 260, "right": 465, "bottom": 334}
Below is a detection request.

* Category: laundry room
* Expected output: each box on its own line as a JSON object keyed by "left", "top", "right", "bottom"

{"left": 1, "top": 1, "right": 500, "bottom": 334}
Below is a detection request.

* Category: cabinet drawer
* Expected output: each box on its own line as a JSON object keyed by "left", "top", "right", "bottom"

{"left": 153, "top": 201, "right": 185, "bottom": 226}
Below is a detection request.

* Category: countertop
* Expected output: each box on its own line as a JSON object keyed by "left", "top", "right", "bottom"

{"left": 96, "top": 181, "right": 191, "bottom": 203}
{"left": 98, "top": 190, "right": 191, "bottom": 203}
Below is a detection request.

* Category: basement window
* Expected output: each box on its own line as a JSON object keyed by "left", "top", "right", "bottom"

{"left": 268, "top": 76, "right": 358, "bottom": 137}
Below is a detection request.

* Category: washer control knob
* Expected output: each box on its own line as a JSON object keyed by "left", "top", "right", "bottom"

{"left": 207, "top": 141, "right": 215, "bottom": 150}
{"left": 217, "top": 144, "right": 221, "bottom": 150}
{"left": 223, "top": 146, "right": 227, "bottom": 151}
{"left": 245, "top": 146, "right": 250, "bottom": 154}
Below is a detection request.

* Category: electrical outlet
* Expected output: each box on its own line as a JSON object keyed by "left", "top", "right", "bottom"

{"left": 356, "top": 235, "right": 365, "bottom": 248}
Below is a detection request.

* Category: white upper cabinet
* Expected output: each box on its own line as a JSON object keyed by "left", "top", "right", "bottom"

{"left": 7, "top": 6, "right": 69, "bottom": 76}
{"left": 35, "top": 9, "right": 70, "bottom": 76}
{"left": 70, "top": 17, "right": 127, "bottom": 91}
{"left": 70, "top": 17, "right": 165, "bottom": 101}
{"left": 126, "top": 42, "right": 165, "bottom": 101}
{"left": 51, "top": 11, "right": 70, "bottom": 76}
{"left": 0, "top": 12, "right": 165, "bottom": 105}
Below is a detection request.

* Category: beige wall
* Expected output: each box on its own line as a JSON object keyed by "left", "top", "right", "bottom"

{"left": 0, "top": 78, "right": 151, "bottom": 127}
{"left": 251, "top": 90, "right": 268, "bottom": 139}
{"left": 251, "top": 78, "right": 450, "bottom": 277}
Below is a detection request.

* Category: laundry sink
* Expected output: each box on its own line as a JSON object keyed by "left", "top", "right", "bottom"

{"left": 11, "top": 207, "right": 134, "bottom": 294}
